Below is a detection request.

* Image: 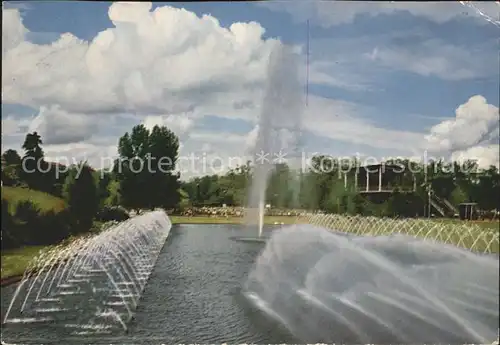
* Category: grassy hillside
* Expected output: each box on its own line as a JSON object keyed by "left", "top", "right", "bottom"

{"left": 1, "top": 246, "right": 47, "bottom": 278}
{"left": 2, "top": 186, "right": 67, "bottom": 215}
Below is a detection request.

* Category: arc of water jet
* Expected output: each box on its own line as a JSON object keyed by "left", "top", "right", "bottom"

{"left": 20, "top": 249, "right": 61, "bottom": 312}
{"left": 95, "top": 308, "right": 128, "bottom": 332}
{"left": 57, "top": 238, "right": 98, "bottom": 287}
{"left": 124, "top": 222, "right": 160, "bottom": 260}
{"left": 335, "top": 295, "right": 411, "bottom": 343}
{"left": 3, "top": 249, "right": 46, "bottom": 322}
{"left": 103, "top": 240, "right": 144, "bottom": 300}
{"left": 114, "top": 226, "right": 160, "bottom": 284}
{"left": 46, "top": 240, "right": 86, "bottom": 293}
{"left": 364, "top": 291, "right": 478, "bottom": 342}
{"left": 68, "top": 227, "right": 148, "bottom": 292}
{"left": 87, "top": 254, "right": 134, "bottom": 323}
{"left": 332, "top": 235, "right": 489, "bottom": 342}
{"left": 98, "top": 243, "right": 140, "bottom": 303}
{"left": 3, "top": 279, "right": 29, "bottom": 323}
{"left": 296, "top": 289, "right": 371, "bottom": 343}
{"left": 35, "top": 248, "right": 72, "bottom": 301}
{"left": 5, "top": 210, "right": 171, "bottom": 332}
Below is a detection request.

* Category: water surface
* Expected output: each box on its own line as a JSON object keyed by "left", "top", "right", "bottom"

{"left": 1, "top": 224, "right": 296, "bottom": 344}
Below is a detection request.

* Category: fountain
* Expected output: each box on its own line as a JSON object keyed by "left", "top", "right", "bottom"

{"left": 242, "top": 42, "right": 305, "bottom": 241}
{"left": 244, "top": 224, "right": 499, "bottom": 343}
{"left": 2, "top": 210, "right": 172, "bottom": 336}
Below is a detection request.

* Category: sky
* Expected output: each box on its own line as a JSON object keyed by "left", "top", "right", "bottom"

{"left": 2, "top": 1, "right": 499, "bottom": 179}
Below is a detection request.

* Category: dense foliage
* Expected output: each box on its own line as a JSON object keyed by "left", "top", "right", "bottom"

{"left": 114, "top": 124, "right": 181, "bottom": 211}
{"left": 182, "top": 157, "right": 500, "bottom": 217}
{"left": 2, "top": 127, "right": 498, "bottom": 250}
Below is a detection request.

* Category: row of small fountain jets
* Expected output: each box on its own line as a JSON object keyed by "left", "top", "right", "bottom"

{"left": 3, "top": 210, "right": 172, "bottom": 335}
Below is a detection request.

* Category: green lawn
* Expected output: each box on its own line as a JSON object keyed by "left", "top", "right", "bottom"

{"left": 1, "top": 187, "right": 66, "bottom": 280}
{"left": 0, "top": 219, "right": 109, "bottom": 281}
{"left": 1, "top": 246, "right": 48, "bottom": 279}
{"left": 434, "top": 218, "right": 499, "bottom": 231}
{"left": 2, "top": 186, "right": 67, "bottom": 215}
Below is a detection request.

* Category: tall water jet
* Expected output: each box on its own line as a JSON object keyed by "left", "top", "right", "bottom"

{"left": 258, "top": 200, "right": 265, "bottom": 237}
{"left": 245, "top": 42, "right": 305, "bottom": 236}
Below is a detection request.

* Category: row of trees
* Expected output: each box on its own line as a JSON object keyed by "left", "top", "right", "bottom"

{"left": 1, "top": 124, "right": 181, "bottom": 249}
{"left": 2, "top": 124, "right": 498, "bottom": 248}
{"left": 1, "top": 132, "right": 110, "bottom": 248}
{"left": 182, "top": 156, "right": 500, "bottom": 216}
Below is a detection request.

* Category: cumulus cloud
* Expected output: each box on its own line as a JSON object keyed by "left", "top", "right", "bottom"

{"left": 43, "top": 141, "right": 119, "bottom": 170}
{"left": 28, "top": 105, "right": 99, "bottom": 145}
{"left": 2, "top": 3, "right": 498, "bottom": 177}
{"left": 2, "top": 4, "right": 277, "bottom": 115}
{"left": 189, "top": 130, "right": 249, "bottom": 145}
{"left": 143, "top": 113, "right": 195, "bottom": 140}
{"left": 3, "top": 1, "right": 423, "bottom": 162}
{"left": 424, "top": 95, "right": 499, "bottom": 168}
{"left": 2, "top": 8, "right": 27, "bottom": 55}
{"left": 260, "top": 1, "right": 500, "bottom": 28}
{"left": 178, "top": 130, "right": 253, "bottom": 179}
{"left": 2, "top": 116, "right": 22, "bottom": 136}
{"left": 1, "top": 3, "right": 282, "bottom": 175}
{"left": 1, "top": 3, "right": 279, "bottom": 175}
{"left": 451, "top": 145, "right": 499, "bottom": 170}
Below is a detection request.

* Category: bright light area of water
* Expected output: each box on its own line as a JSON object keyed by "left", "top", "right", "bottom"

{"left": 244, "top": 224, "right": 499, "bottom": 343}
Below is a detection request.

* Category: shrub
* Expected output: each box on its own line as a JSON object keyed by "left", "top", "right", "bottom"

{"left": 1, "top": 164, "right": 21, "bottom": 186}
{"left": 15, "top": 200, "right": 41, "bottom": 223}
{"left": 36, "top": 210, "right": 73, "bottom": 244}
{"left": 1, "top": 186, "right": 67, "bottom": 215}
{"left": 5, "top": 200, "right": 76, "bottom": 247}
{"left": 63, "top": 163, "right": 98, "bottom": 232}
{"left": 1, "top": 199, "right": 10, "bottom": 224}
{"left": 96, "top": 206, "right": 130, "bottom": 222}
{"left": 1, "top": 199, "right": 17, "bottom": 249}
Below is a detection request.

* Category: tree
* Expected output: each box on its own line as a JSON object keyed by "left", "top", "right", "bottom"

{"left": 266, "top": 163, "right": 294, "bottom": 208}
{"left": 2, "top": 149, "right": 22, "bottom": 166}
{"left": 178, "top": 188, "right": 191, "bottom": 210}
{"left": 20, "top": 132, "right": 49, "bottom": 191}
{"left": 116, "top": 124, "right": 181, "bottom": 210}
{"left": 94, "top": 170, "right": 111, "bottom": 209}
{"left": 1, "top": 150, "right": 22, "bottom": 186}
{"left": 63, "top": 162, "right": 99, "bottom": 232}
{"left": 473, "top": 165, "right": 500, "bottom": 210}
{"left": 450, "top": 185, "right": 468, "bottom": 205}
{"left": 105, "top": 179, "right": 121, "bottom": 206}
{"left": 172, "top": 152, "right": 500, "bottom": 218}
{"left": 116, "top": 127, "right": 154, "bottom": 210}
{"left": 148, "top": 125, "right": 181, "bottom": 209}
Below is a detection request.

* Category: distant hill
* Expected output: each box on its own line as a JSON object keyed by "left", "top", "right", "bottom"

{"left": 1, "top": 186, "right": 67, "bottom": 215}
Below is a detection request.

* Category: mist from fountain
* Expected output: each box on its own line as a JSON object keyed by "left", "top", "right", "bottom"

{"left": 2, "top": 210, "right": 171, "bottom": 336}
{"left": 244, "top": 42, "right": 305, "bottom": 238}
{"left": 244, "top": 224, "right": 499, "bottom": 344}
